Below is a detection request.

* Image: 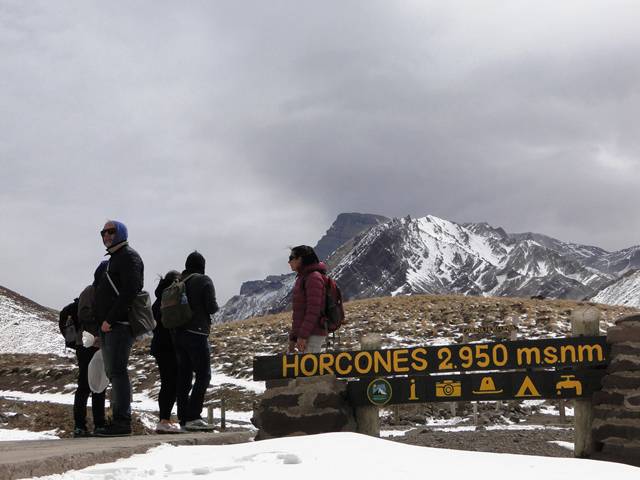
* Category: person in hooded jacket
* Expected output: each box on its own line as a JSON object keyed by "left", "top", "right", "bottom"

{"left": 59, "top": 275, "right": 106, "bottom": 437}
{"left": 173, "top": 251, "right": 219, "bottom": 431}
{"left": 151, "top": 270, "right": 182, "bottom": 433}
{"left": 287, "top": 245, "right": 328, "bottom": 354}
{"left": 94, "top": 220, "right": 144, "bottom": 436}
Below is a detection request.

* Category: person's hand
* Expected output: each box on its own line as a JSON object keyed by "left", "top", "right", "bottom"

{"left": 295, "top": 338, "right": 307, "bottom": 353}
{"left": 101, "top": 321, "right": 112, "bottom": 333}
{"left": 288, "top": 341, "right": 296, "bottom": 353}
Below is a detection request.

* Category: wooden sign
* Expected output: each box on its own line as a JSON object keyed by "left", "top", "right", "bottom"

{"left": 346, "top": 369, "right": 607, "bottom": 406}
{"left": 253, "top": 336, "right": 609, "bottom": 381}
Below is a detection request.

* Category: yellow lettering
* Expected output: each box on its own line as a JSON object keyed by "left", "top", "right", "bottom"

{"left": 373, "top": 350, "right": 392, "bottom": 374}
{"left": 318, "top": 353, "right": 335, "bottom": 375}
{"left": 335, "top": 352, "right": 353, "bottom": 376}
{"left": 300, "top": 354, "right": 318, "bottom": 376}
{"left": 393, "top": 349, "right": 410, "bottom": 373}
{"left": 354, "top": 352, "right": 373, "bottom": 375}
{"left": 543, "top": 346, "right": 558, "bottom": 364}
{"left": 578, "top": 344, "right": 603, "bottom": 362}
{"left": 409, "top": 379, "right": 418, "bottom": 401}
{"left": 517, "top": 347, "right": 541, "bottom": 366}
{"left": 560, "top": 345, "right": 576, "bottom": 363}
{"left": 411, "top": 348, "right": 429, "bottom": 371}
{"left": 282, "top": 354, "right": 299, "bottom": 378}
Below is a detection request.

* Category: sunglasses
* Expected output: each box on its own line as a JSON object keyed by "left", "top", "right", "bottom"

{"left": 100, "top": 228, "right": 117, "bottom": 237}
{"left": 288, "top": 255, "right": 298, "bottom": 261}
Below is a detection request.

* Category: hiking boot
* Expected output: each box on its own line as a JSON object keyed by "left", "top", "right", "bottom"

{"left": 155, "top": 421, "right": 184, "bottom": 434}
{"left": 93, "top": 423, "right": 132, "bottom": 437}
{"left": 184, "top": 419, "right": 215, "bottom": 432}
{"left": 73, "top": 427, "right": 90, "bottom": 438}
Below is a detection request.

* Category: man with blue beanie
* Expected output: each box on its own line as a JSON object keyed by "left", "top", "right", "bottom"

{"left": 94, "top": 220, "right": 144, "bottom": 436}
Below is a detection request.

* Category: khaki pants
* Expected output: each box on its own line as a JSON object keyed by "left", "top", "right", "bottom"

{"left": 306, "top": 335, "right": 325, "bottom": 353}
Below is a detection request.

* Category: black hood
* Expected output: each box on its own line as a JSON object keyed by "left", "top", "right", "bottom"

{"left": 185, "top": 251, "right": 206, "bottom": 274}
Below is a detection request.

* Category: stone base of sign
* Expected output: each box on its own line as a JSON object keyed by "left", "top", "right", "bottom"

{"left": 592, "top": 315, "right": 640, "bottom": 467}
{"left": 252, "top": 375, "right": 357, "bottom": 440}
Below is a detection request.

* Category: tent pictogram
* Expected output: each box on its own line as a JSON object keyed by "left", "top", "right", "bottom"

{"left": 515, "top": 375, "right": 541, "bottom": 398}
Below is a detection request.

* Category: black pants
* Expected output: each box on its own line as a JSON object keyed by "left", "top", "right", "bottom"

{"left": 173, "top": 330, "right": 211, "bottom": 424}
{"left": 154, "top": 351, "right": 178, "bottom": 421}
{"left": 74, "top": 346, "right": 106, "bottom": 430}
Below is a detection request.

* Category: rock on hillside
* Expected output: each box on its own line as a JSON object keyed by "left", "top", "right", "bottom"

{"left": 0, "top": 286, "right": 64, "bottom": 356}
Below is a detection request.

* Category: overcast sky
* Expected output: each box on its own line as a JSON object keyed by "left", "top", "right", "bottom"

{"left": 1, "top": 1, "right": 640, "bottom": 309}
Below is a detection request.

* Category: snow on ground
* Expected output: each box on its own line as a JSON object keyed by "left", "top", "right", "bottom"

{"left": 0, "top": 428, "right": 59, "bottom": 441}
{"left": 548, "top": 440, "right": 574, "bottom": 451}
{"left": 0, "top": 390, "right": 254, "bottom": 428}
{"left": 32, "top": 432, "right": 639, "bottom": 480}
{"left": 210, "top": 369, "right": 265, "bottom": 394}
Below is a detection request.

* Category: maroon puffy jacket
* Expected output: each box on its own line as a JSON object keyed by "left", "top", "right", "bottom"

{"left": 289, "top": 262, "right": 328, "bottom": 341}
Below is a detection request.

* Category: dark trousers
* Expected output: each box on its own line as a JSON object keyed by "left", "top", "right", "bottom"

{"left": 173, "top": 330, "right": 211, "bottom": 424}
{"left": 74, "top": 346, "right": 106, "bottom": 430}
{"left": 154, "top": 351, "right": 178, "bottom": 421}
{"left": 100, "top": 323, "right": 134, "bottom": 426}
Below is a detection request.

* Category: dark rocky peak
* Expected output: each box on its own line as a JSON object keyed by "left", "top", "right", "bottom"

{"left": 463, "top": 222, "right": 510, "bottom": 241}
{"left": 314, "top": 212, "right": 389, "bottom": 261}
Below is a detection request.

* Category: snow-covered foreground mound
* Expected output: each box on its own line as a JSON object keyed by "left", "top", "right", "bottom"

{"left": 35, "top": 432, "right": 638, "bottom": 480}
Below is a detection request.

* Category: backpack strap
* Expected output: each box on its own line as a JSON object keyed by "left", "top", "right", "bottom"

{"left": 181, "top": 273, "right": 198, "bottom": 283}
{"left": 105, "top": 270, "right": 120, "bottom": 296}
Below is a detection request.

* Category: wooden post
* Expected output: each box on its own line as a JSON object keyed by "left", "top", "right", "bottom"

{"left": 221, "top": 398, "right": 226, "bottom": 431}
{"left": 207, "top": 405, "right": 214, "bottom": 426}
{"left": 558, "top": 400, "right": 566, "bottom": 423}
{"left": 571, "top": 307, "right": 600, "bottom": 458}
{"left": 355, "top": 333, "right": 382, "bottom": 436}
{"left": 472, "top": 402, "right": 478, "bottom": 426}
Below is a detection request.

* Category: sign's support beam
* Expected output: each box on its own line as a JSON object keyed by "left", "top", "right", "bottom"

{"left": 572, "top": 307, "right": 600, "bottom": 458}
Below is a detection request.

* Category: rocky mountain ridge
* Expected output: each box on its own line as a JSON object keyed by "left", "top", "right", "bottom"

{"left": 216, "top": 213, "right": 640, "bottom": 322}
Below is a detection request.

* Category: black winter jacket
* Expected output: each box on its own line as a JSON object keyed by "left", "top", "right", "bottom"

{"left": 94, "top": 242, "right": 144, "bottom": 326}
{"left": 180, "top": 270, "right": 219, "bottom": 335}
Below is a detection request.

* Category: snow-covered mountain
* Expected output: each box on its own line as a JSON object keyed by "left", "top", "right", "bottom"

{"left": 590, "top": 270, "right": 640, "bottom": 308}
{"left": 215, "top": 213, "right": 389, "bottom": 322}
{"left": 0, "top": 285, "right": 65, "bottom": 355}
{"left": 217, "top": 213, "right": 639, "bottom": 322}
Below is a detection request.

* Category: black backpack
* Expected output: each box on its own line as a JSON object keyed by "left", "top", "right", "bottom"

{"left": 77, "top": 284, "right": 98, "bottom": 336}
{"left": 302, "top": 273, "right": 346, "bottom": 333}
{"left": 58, "top": 299, "right": 80, "bottom": 349}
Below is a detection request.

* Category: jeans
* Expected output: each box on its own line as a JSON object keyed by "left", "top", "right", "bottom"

{"left": 173, "top": 330, "right": 211, "bottom": 424}
{"left": 154, "top": 350, "right": 178, "bottom": 421}
{"left": 74, "top": 346, "right": 106, "bottom": 430}
{"left": 100, "top": 323, "right": 134, "bottom": 426}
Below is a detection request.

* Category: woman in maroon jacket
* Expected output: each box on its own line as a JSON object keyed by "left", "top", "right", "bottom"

{"left": 288, "top": 245, "right": 327, "bottom": 353}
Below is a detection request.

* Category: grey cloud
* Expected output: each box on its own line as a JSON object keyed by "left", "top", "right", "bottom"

{"left": 1, "top": 1, "right": 639, "bottom": 308}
